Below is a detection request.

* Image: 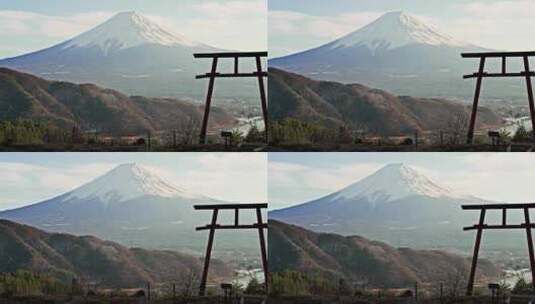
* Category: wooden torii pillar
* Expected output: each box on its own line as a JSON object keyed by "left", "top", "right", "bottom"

{"left": 462, "top": 51, "right": 535, "bottom": 144}
{"left": 194, "top": 52, "right": 269, "bottom": 144}
{"left": 194, "top": 203, "right": 268, "bottom": 296}
{"left": 462, "top": 203, "right": 535, "bottom": 295}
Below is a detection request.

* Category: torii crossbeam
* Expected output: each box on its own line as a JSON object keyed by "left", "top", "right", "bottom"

{"left": 194, "top": 203, "right": 268, "bottom": 296}
{"left": 462, "top": 51, "right": 535, "bottom": 143}
{"left": 194, "top": 51, "right": 268, "bottom": 144}
{"left": 462, "top": 203, "right": 535, "bottom": 295}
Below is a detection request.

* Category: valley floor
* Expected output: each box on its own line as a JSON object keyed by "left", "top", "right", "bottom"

{"left": 0, "top": 143, "right": 268, "bottom": 152}
{"left": 0, "top": 295, "right": 267, "bottom": 304}
{"left": 266, "top": 295, "right": 535, "bottom": 304}
{"left": 267, "top": 143, "right": 535, "bottom": 152}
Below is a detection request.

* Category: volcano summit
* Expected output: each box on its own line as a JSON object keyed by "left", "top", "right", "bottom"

{"left": 0, "top": 11, "right": 256, "bottom": 101}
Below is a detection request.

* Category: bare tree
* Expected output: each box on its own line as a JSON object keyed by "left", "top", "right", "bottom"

{"left": 445, "top": 110, "right": 469, "bottom": 145}
{"left": 176, "top": 115, "right": 201, "bottom": 145}
{"left": 176, "top": 268, "right": 200, "bottom": 297}
{"left": 442, "top": 268, "right": 468, "bottom": 299}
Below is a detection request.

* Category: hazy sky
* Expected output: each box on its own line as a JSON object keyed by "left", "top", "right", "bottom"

{"left": 0, "top": 0, "right": 267, "bottom": 58}
{"left": 269, "top": 0, "right": 535, "bottom": 57}
{"left": 0, "top": 153, "right": 267, "bottom": 211}
{"left": 269, "top": 153, "right": 535, "bottom": 210}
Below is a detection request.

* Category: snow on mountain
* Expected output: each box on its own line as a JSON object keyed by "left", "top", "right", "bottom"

{"left": 328, "top": 11, "right": 470, "bottom": 54}
{"left": 333, "top": 163, "right": 471, "bottom": 203}
{"left": 268, "top": 163, "right": 489, "bottom": 248}
{"left": 269, "top": 162, "right": 484, "bottom": 224}
{"left": 0, "top": 163, "right": 259, "bottom": 253}
{"left": 269, "top": 11, "right": 489, "bottom": 99}
{"left": 0, "top": 11, "right": 261, "bottom": 101}
{"left": 62, "top": 11, "right": 203, "bottom": 55}
{"left": 62, "top": 163, "right": 203, "bottom": 204}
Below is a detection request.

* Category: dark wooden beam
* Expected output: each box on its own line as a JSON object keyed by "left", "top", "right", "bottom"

{"left": 523, "top": 56, "right": 535, "bottom": 140}
{"left": 196, "top": 224, "right": 268, "bottom": 231}
{"left": 195, "top": 72, "right": 268, "bottom": 79}
{"left": 199, "top": 209, "right": 218, "bottom": 296}
{"left": 466, "top": 209, "right": 486, "bottom": 296}
{"left": 525, "top": 208, "right": 535, "bottom": 290}
{"left": 194, "top": 51, "right": 268, "bottom": 58}
{"left": 463, "top": 52, "right": 535, "bottom": 145}
{"left": 462, "top": 51, "right": 535, "bottom": 58}
{"left": 194, "top": 203, "right": 268, "bottom": 210}
{"left": 462, "top": 202, "right": 535, "bottom": 210}
{"left": 256, "top": 208, "right": 269, "bottom": 292}
{"left": 195, "top": 203, "right": 269, "bottom": 296}
{"left": 234, "top": 56, "right": 239, "bottom": 75}
{"left": 256, "top": 56, "right": 269, "bottom": 143}
{"left": 466, "top": 57, "right": 486, "bottom": 144}
{"left": 194, "top": 51, "right": 269, "bottom": 145}
{"left": 464, "top": 223, "right": 535, "bottom": 231}
{"left": 199, "top": 57, "right": 218, "bottom": 144}
{"left": 463, "top": 72, "right": 535, "bottom": 79}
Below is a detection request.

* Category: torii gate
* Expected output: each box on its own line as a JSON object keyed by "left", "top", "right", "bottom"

{"left": 462, "top": 203, "right": 535, "bottom": 295}
{"left": 462, "top": 51, "right": 535, "bottom": 144}
{"left": 194, "top": 52, "right": 268, "bottom": 144}
{"left": 194, "top": 203, "right": 268, "bottom": 296}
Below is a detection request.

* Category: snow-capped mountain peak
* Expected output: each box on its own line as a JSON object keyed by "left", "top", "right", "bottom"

{"left": 62, "top": 11, "right": 202, "bottom": 54}
{"left": 333, "top": 163, "right": 470, "bottom": 203}
{"left": 63, "top": 163, "right": 202, "bottom": 204}
{"left": 329, "top": 11, "right": 470, "bottom": 54}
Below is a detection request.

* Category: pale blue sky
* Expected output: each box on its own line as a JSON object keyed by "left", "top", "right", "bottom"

{"left": 0, "top": 0, "right": 266, "bottom": 58}
{"left": 268, "top": 153, "right": 535, "bottom": 210}
{"left": 0, "top": 153, "right": 267, "bottom": 211}
{"left": 269, "top": 0, "right": 535, "bottom": 57}
{"left": 4, "top": 152, "right": 535, "bottom": 213}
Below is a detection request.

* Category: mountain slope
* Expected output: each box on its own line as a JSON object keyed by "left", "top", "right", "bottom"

{"left": 269, "top": 220, "right": 499, "bottom": 288}
{"left": 61, "top": 162, "right": 205, "bottom": 204}
{"left": 269, "top": 163, "right": 501, "bottom": 250}
{"left": 0, "top": 11, "right": 258, "bottom": 101}
{"left": 0, "top": 219, "right": 231, "bottom": 287}
{"left": 327, "top": 11, "right": 470, "bottom": 53}
{"left": 0, "top": 68, "right": 235, "bottom": 135}
{"left": 61, "top": 11, "right": 205, "bottom": 54}
{"left": 0, "top": 163, "right": 259, "bottom": 253}
{"left": 269, "top": 11, "right": 513, "bottom": 100}
{"left": 269, "top": 68, "right": 502, "bottom": 135}
{"left": 270, "top": 163, "right": 482, "bottom": 223}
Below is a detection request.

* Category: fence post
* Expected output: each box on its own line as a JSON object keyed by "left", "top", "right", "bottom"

{"left": 414, "top": 281, "right": 418, "bottom": 302}
{"left": 172, "top": 283, "right": 176, "bottom": 302}
{"left": 147, "top": 281, "right": 151, "bottom": 302}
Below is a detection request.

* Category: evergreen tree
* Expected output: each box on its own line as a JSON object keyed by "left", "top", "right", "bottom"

{"left": 513, "top": 124, "right": 531, "bottom": 142}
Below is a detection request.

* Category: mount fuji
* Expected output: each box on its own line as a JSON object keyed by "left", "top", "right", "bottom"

{"left": 0, "top": 11, "right": 257, "bottom": 101}
{"left": 269, "top": 11, "right": 502, "bottom": 100}
{"left": 269, "top": 163, "right": 501, "bottom": 250}
{"left": 0, "top": 163, "right": 257, "bottom": 254}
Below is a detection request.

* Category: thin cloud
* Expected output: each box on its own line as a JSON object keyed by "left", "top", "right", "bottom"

{"left": 268, "top": 161, "right": 382, "bottom": 209}
{"left": 269, "top": 1, "right": 535, "bottom": 57}
{"left": 0, "top": 10, "right": 112, "bottom": 39}
{"left": 268, "top": 10, "right": 381, "bottom": 56}
{"left": 269, "top": 154, "right": 535, "bottom": 210}
{"left": 0, "top": 0, "right": 267, "bottom": 58}
{"left": 183, "top": 0, "right": 267, "bottom": 50}
{"left": 0, "top": 155, "right": 267, "bottom": 211}
{"left": 0, "top": 162, "right": 114, "bottom": 209}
